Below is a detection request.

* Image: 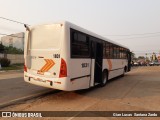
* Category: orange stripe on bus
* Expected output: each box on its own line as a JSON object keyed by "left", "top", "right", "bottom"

{"left": 39, "top": 59, "right": 49, "bottom": 72}
{"left": 41, "top": 59, "right": 50, "bottom": 72}
{"left": 38, "top": 59, "right": 55, "bottom": 73}
{"left": 107, "top": 59, "right": 112, "bottom": 71}
{"left": 43, "top": 59, "right": 55, "bottom": 72}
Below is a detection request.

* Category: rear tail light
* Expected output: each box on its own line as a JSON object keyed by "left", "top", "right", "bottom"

{"left": 59, "top": 58, "right": 67, "bottom": 78}
{"left": 24, "top": 64, "right": 27, "bottom": 72}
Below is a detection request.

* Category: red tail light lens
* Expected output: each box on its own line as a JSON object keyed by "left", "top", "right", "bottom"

{"left": 24, "top": 64, "right": 27, "bottom": 72}
{"left": 59, "top": 58, "right": 67, "bottom": 78}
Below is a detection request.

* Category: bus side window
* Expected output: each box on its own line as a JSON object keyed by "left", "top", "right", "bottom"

{"left": 103, "top": 42, "right": 106, "bottom": 58}
{"left": 73, "top": 32, "right": 78, "bottom": 41}
{"left": 109, "top": 43, "right": 114, "bottom": 59}
{"left": 106, "top": 42, "right": 110, "bottom": 58}
{"left": 71, "top": 29, "right": 90, "bottom": 58}
{"left": 117, "top": 46, "right": 120, "bottom": 59}
{"left": 120, "top": 47, "right": 123, "bottom": 59}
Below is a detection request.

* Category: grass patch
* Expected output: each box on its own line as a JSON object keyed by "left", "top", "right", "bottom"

{"left": 0, "top": 64, "right": 23, "bottom": 71}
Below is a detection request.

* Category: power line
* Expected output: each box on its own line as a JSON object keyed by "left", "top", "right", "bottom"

{"left": 133, "top": 51, "right": 160, "bottom": 55}
{"left": 134, "top": 52, "right": 160, "bottom": 53}
{"left": 0, "top": 33, "right": 24, "bottom": 38}
{"left": 113, "top": 34, "right": 160, "bottom": 40}
{"left": 135, "top": 53, "right": 160, "bottom": 55}
{"left": 133, "top": 50, "right": 160, "bottom": 52}
{"left": 103, "top": 32, "right": 160, "bottom": 37}
{"left": 0, "top": 16, "right": 30, "bottom": 26}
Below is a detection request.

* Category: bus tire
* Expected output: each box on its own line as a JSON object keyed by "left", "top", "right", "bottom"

{"left": 121, "top": 68, "right": 125, "bottom": 77}
{"left": 100, "top": 70, "right": 108, "bottom": 87}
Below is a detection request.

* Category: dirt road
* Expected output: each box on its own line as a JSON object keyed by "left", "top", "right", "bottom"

{"left": 1, "top": 67, "right": 160, "bottom": 120}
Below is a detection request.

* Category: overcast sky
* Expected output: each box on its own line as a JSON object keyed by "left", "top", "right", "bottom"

{"left": 0, "top": 0, "right": 160, "bottom": 57}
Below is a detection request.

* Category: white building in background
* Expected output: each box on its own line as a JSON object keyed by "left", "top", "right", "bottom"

{"left": 1, "top": 32, "right": 24, "bottom": 50}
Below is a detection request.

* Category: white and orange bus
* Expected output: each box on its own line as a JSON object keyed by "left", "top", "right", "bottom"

{"left": 24, "top": 21, "right": 131, "bottom": 91}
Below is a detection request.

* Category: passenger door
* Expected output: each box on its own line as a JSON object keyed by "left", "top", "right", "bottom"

{"left": 90, "top": 41, "right": 103, "bottom": 85}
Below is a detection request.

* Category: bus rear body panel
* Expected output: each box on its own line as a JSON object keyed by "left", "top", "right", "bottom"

{"left": 24, "top": 23, "right": 72, "bottom": 91}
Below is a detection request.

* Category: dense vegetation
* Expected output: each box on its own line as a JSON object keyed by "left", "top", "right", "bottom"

{"left": 0, "top": 43, "right": 23, "bottom": 54}
{"left": 0, "top": 58, "right": 10, "bottom": 67}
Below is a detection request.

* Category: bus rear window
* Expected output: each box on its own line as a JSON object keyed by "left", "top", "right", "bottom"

{"left": 30, "top": 24, "right": 62, "bottom": 49}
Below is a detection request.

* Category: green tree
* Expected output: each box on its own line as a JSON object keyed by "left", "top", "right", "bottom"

{"left": 131, "top": 52, "right": 137, "bottom": 61}
{"left": 138, "top": 56, "right": 145, "bottom": 59}
{"left": 131, "top": 52, "right": 135, "bottom": 59}
{"left": 4, "top": 46, "right": 24, "bottom": 54}
{"left": 0, "top": 43, "right": 5, "bottom": 53}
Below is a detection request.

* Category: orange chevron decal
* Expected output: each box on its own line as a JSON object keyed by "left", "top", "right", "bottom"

{"left": 107, "top": 59, "right": 112, "bottom": 71}
{"left": 38, "top": 59, "right": 55, "bottom": 73}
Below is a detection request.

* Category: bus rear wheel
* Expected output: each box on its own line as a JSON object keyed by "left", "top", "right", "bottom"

{"left": 122, "top": 66, "right": 126, "bottom": 77}
{"left": 121, "top": 68, "right": 125, "bottom": 77}
{"left": 100, "top": 71, "right": 108, "bottom": 87}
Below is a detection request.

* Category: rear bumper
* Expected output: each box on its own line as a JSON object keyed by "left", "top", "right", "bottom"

{"left": 24, "top": 72, "right": 71, "bottom": 91}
